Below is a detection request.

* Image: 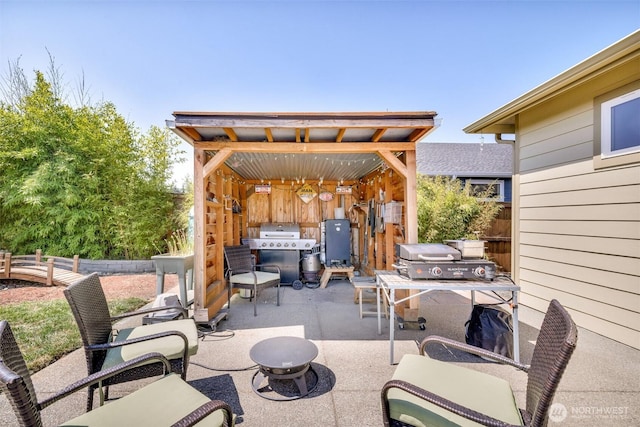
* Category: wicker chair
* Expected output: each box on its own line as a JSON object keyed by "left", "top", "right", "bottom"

{"left": 382, "top": 299, "right": 578, "bottom": 427}
{"left": 0, "top": 320, "right": 234, "bottom": 427}
{"left": 63, "top": 273, "right": 199, "bottom": 411}
{"left": 224, "top": 245, "right": 281, "bottom": 316}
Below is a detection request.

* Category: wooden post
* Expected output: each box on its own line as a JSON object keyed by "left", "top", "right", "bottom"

{"left": 35, "top": 249, "right": 42, "bottom": 265}
{"left": 46, "top": 258, "right": 54, "bottom": 286}
{"left": 403, "top": 149, "right": 420, "bottom": 317}
{"left": 193, "top": 148, "right": 206, "bottom": 322}
{"left": 384, "top": 170, "right": 394, "bottom": 270}
{"left": 72, "top": 255, "right": 80, "bottom": 273}
{"left": 3, "top": 253, "right": 11, "bottom": 278}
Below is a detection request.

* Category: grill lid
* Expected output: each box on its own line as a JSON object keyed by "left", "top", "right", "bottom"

{"left": 259, "top": 223, "right": 300, "bottom": 239}
{"left": 395, "top": 243, "right": 462, "bottom": 261}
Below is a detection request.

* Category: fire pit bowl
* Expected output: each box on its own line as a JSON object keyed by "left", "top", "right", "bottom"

{"left": 249, "top": 336, "right": 319, "bottom": 401}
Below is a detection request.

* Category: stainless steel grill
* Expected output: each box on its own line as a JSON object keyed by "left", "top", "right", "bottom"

{"left": 242, "top": 223, "right": 318, "bottom": 285}
{"left": 242, "top": 223, "right": 316, "bottom": 250}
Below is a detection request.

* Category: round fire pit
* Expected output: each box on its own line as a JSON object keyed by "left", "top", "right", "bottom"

{"left": 249, "top": 336, "right": 319, "bottom": 401}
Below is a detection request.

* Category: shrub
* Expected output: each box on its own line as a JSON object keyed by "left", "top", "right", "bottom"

{"left": 417, "top": 175, "right": 502, "bottom": 243}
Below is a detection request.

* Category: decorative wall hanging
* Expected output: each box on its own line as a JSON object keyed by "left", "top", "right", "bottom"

{"left": 296, "top": 183, "right": 317, "bottom": 204}
{"left": 318, "top": 191, "right": 334, "bottom": 202}
{"left": 255, "top": 184, "right": 271, "bottom": 194}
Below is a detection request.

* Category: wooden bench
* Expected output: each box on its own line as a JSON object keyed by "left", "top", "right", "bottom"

{"left": 1, "top": 250, "right": 84, "bottom": 286}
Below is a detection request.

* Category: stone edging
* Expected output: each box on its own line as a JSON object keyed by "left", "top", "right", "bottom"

{"left": 78, "top": 259, "right": 156, "bottom": 275}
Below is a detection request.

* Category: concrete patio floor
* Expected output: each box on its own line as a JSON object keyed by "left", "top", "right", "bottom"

{"left": 1, "top": 277, "right": 638, "bottom": 426}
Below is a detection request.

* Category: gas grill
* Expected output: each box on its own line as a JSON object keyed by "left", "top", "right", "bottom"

{"left": 242, "top": 223, "right": 317, "bottom": 285}
{"left": 393, "top": 243, "right": 496, "bottom": 280}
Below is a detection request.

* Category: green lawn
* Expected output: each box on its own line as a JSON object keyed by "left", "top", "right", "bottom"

{"left": 0, "top": 297, "right": 147, "bottom": 373}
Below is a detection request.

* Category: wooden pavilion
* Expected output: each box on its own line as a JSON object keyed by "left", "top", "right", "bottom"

{"left": 167, "top": 111, "right": 438, "bottom": 323}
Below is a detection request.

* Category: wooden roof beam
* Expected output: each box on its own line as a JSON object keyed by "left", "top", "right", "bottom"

{"left": 203, "top": 147, "right": 234, "bottom": 179}
{"left": 372, "top": 128, "right": 387, "bottom": 142}
{"left": 377, "top": 150, "right": 408, "bottom": 179}
{"left": 265, "top": 128, "right": 274, "bottom": 142}
{"left": 223, "top": 128, "right": 238, "bottom": 141}
{"left": 408, "top": 127, "right": 431, "bottom": 141}
{"left": 182, "top": 127, "right": 202, "bottom": 141}
{"left": 198, "top": 141, "right": 416, "bottom": 152}
{"left": 336, "top": 128, "right": 346, "bottom": 143}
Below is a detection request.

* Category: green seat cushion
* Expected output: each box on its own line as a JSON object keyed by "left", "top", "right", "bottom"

{"left": 62, "top": 373, "right": 232, "bottom": 426}
{"left": 230, "top": 271, "right": 279, "bottom": 285}
{"left": 388, "top": 354, "right": 523, "bottom": 427}
{"left": 102, "top": 319, "right": 198, "bottom": 370}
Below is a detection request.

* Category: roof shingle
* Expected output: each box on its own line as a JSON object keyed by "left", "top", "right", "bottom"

{"left": 416, "top": 142, "right": 512, "bottom": 178}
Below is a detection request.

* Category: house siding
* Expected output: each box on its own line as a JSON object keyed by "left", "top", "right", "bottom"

{"left": 515, "top": 57, "right": 640, "bottom": 349}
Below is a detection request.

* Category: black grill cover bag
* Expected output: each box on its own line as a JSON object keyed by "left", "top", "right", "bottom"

{"left": 465, "top": 304, "right": 514, "bottom": 358}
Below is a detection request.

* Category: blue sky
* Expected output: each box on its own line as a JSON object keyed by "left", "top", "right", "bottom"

{"left": 1, "top": 0, "right": 638, "bottom": 184}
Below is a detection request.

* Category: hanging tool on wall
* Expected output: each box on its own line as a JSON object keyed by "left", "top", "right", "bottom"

{"left": 362, "top": 202, "right": 369, "bottom": 265}
{"left": 368, "top": 199, "right": 376, "bottom": 237}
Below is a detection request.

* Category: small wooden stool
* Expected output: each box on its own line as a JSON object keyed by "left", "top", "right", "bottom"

{"left": 319, "top": 266, "right": 355, "bottom": 288}
{"left": 352, "top": 278, "right": 388, "bottom": 319}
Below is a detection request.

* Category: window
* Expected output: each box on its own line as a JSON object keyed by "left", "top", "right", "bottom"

{"left": 600, "top": 88, "right": 640, "bottom": 158}
{"left": 468, "top": 179, "right": 504, "bottom": 202}
{"left": 594, "top": 80, "right": 640, "bottom": 169}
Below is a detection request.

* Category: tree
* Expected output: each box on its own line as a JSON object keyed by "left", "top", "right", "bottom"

{"left": 0, "top": 63, "right": 186, "bottom": 259}
{"left": 416, "top": 175, "right": 502, "bottom": 243}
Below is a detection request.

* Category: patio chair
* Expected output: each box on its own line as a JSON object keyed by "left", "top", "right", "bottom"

{"left": 63, "top": 273, "right": 199, "bottom": 411}
{"left": 224, "top": 245, "right": 281, "bottom": 316}
{"left": 0, "top": 320, "right": 234, "bottom": 427}
{"left": 382, "top": 299, "right": 578, "bottom": 427}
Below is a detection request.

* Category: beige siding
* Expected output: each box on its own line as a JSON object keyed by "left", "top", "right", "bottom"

{"left": 521, "top": 184, "right": 640, "bottom": 206}
{"left": 519, "top": 203, "right": 640, "bottom": 221}
{"left": 520, "top": 220, "right": 640, "bottom": 239}
{"left": 514, "top": 57, "right": 640, "bottom": 349}
{"left": 520, "top": 278, "right": 639, "bottom": 327}
{"left": 520, "top": 245, "right": 639, "bottom": 280}
{"left": 520, "top": 267, "right": 639, "bottom": 309}
{"left": 520, "top": 232, "right": 638, "bottom": 258}
{"left": 520, "top": 158, "right": 635, "bottom": 186}
{"left": 520, "top": 292, "right": 638, "bottom": 348}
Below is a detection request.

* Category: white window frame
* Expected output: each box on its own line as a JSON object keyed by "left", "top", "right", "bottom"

{"left": 594, "top": 80, "right": 640, "bottom": 169}
{"left": 468, "top": 179, "right": 504, "bottom": 202}
{"left": 600, "top": 88, "right": 640, "bottom": 159}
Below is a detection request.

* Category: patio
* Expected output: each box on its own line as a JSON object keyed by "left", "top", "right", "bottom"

{"left": 1, "top": 278, "right": 638, "bottom": 426}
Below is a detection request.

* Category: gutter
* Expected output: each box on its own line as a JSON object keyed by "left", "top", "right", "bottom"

{"left": 495, "top": 134, "right": 515, "bottom": 144}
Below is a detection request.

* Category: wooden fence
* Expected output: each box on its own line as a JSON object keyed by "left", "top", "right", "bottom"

{"left": 482, "top": 203, "right": 512, "bottom": 273}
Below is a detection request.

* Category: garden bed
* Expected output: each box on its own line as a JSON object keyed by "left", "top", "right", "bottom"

{"left": 0, "top": 273, "right": 176, "bottom": 304}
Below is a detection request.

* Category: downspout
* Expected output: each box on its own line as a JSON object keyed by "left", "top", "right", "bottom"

{"left": 494, "top": 133, "right": 516, "bottom": 283}
{"left": 495, "top": 133, "right": 515, "bottom": 144}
